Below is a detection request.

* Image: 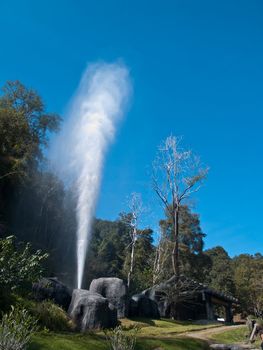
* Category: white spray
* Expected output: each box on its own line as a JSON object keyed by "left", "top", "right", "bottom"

{"left": 51, "top": 62, "right": 131, "bottom": 289}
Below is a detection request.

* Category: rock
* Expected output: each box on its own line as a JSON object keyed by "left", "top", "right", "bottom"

{"left": 129, "top": 293, "right": 160, "bottom": 319}
{"left": 141, "top": 285, "right": 170, "bottom": 317}
{"left": 89, "top": 277, "right": 128, "bottom": 318}
{"left": 32, "top": 277, "right": 72, "bottom": 310}
{"left": 68, "top": 289, "right": 117, "bottom": 331}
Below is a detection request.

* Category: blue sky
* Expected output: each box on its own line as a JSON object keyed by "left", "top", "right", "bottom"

{"left": 0, "top": 0, "right": 263, "bottom": 256}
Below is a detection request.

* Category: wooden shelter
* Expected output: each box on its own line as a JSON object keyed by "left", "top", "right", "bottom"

{"left": 142, "top": 275, "right": 238, "bottom": 322}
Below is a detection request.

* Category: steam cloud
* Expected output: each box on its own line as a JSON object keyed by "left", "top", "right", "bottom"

{"left": 51, "top": 62, "right": 131, "bottom": 288}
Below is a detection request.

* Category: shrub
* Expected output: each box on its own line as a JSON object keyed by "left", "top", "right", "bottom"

{"left": 31, "top": 300, "right": 73, "bottom": 331}
{"left": 0, "top": 306, "right": 37, "bottom": 350}
{"left": 16, "top": 298, "right": 73, "bottom": 332}
{"left": 0, "top": 235, "right": 48, "bottom": 292}
{"left": 105, "top": 326, "right": 138, "bottom": 350}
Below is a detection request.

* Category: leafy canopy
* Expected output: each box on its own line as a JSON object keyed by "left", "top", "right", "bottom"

{"left": 0, "top": 80, "right": 61, "bottom": 180}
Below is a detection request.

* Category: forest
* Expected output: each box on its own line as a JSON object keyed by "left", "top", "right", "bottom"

{"left": 0, "top": 80, "right": 262, "bottom": 320}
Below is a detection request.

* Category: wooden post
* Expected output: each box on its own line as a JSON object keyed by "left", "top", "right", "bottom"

{"left": 205, "top": 295, "right": 214, "bottom": 320}
{"left": 225, "top": 303, "right": 233, "bottom": 323}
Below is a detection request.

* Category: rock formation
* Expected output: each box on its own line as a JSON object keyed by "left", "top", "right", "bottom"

{"left": 129, "top": 293, "right": 160, "bottom": 319}
{"left": 32, "top": 277, "right": 72, "bottom": 310}
{"left": 68, "top": 289, "right": 117, "bottom": 331}
{"left": 89, "top": 277, "right": 128, "bottom": 318}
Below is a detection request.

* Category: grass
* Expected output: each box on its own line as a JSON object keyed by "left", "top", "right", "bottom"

{"left": 29, "top": 331, "right": 209, "bottom": 350}
{"left": 120, "top": 318, "right": 222, "bottom": 337}
{"left": 136, "top": 337, "right": 209, "bottom": 350}
{"left": 28, "top": 318, "right": 219, "bottom": 350}
{"left": 211, "top": 326, "right": 261, "bottom": 347}
{"left": 29, "top": 333, "right": 107, "bottom": 350}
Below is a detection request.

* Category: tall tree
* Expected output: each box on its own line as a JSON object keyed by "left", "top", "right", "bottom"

{"left": 204, "top": 246, "right": 236, "bottom": 295}
{"left": 154, "top": 205, "right": 207, "bottom": 283}
{"left": 233, "top": 253, "right": 263, "bottom": 317}
{"left": 0, "top": 80, "right": 61, "bottom": 233}
{"left": 152, "top": 135, "right": 208, "bottom": 278}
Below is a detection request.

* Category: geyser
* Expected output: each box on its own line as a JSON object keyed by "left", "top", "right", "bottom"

{"left": 51, "top": 62, "right": 131, "bottom": 289}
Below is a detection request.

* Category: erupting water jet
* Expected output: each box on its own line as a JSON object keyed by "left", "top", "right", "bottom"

{"left": 51, "top": 62, "right": 131, "bottom": 289}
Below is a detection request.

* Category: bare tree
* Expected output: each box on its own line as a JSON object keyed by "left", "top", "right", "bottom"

{"left": 122, "top": 192, "right": 144, "bottom": 289}
{"left": 152, "top": 135, "right": 208, "bottom": 278}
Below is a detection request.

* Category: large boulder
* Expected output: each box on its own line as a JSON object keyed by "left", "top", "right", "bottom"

{"left": 32, "top": 277, "right": 72, "bottom": 310}
{"left": 68, "top": 289, "right": 117, "bottom": 331}
{"left": 142, "top": 286, "right": 170, "bottom": 317}
{"left": 89, "top": 277, "right": 128, "bottom": 318}
{"left": 129, "top": 293, "right": 160, "bottom": 319}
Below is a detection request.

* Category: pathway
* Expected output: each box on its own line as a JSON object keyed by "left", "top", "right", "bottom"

{"left": 184, "top": 325, "right": 256, "bottom": 350}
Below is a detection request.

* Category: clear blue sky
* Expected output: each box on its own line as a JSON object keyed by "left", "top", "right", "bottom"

{"left": 0, "top": 0, "right": 263, "bottom": 256}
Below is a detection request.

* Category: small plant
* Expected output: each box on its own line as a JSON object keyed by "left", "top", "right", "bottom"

{"left": 0, "top": 306, "right": 38, "bottom": 350}
{"left": 105, "top": 325, "right": 138, "bottom": 350}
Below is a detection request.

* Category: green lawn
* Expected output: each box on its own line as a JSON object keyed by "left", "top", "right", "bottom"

{"left": 29, "top": 333, "right": 107, "bottom": 350}
{"left": 211, "top": 326, "right": 260, "bottom": 347}
{"left": 29, "top": 332, "right": 209, "bottom": 350}
{"left": 28, "top": 318, "right": 219, "bottom": 350}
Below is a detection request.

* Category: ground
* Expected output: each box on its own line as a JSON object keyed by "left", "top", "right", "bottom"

{"left": 28, "top": 318, "right": 260, "bottom": 350}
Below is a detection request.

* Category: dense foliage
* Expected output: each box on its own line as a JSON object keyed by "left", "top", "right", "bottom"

{"left": 157, "top": 205, "right": 207, "bottom": 283}
{"left": 233, "top": 253, "right": 263, "bottom": 317}
{"left": 203, "top": 246, "right": 236, "bottom": 295}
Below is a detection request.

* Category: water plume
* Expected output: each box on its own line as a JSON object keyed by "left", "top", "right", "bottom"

{"left": 51, "top": 62, "right": 131, "bottom": 289}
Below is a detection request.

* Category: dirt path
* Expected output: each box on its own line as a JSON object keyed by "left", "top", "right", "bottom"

{"left": 184, "top": 324, "right": 245, "bottom": 343}
{"left": 184, "top": 325, "right": 257, "bottom": 350}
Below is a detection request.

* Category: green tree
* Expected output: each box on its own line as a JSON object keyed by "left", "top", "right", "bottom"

{"left": 0, "top": 80, "right": 60, "bottom": 180}
{"left": 233, "top": 253, "right": 263, "bottom": 316}
{"left": 83, "top": 218, "right": 130, "bottom": 288}
{"left": 154, "top": 205, "right": 207, "bottom": 283}
{"left": 0, "top": 80, "right": 61, "bottom": 240}
{"left": 204, "top": 246, "right": 235, "bottom": 295}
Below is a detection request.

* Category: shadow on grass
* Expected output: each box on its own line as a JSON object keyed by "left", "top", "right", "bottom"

{"left": 128, "top": 317, "right": 156, "bottom": 326}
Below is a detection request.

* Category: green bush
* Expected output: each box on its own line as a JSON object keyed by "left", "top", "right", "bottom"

{"left": 0, "top": 306, "right": 37, "bottom": 350}
{"left": 16, "top": 298, "right": 73, "bottom": 332}
{"left": 0, "top": 236, "right": 48, "bottom": 292}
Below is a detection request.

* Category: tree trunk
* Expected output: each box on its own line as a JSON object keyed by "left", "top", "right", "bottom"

{"left": 171, "top": 205, "right": 180, "bottom": 319}
{"left": 127, "top": 230, "right": 136, "bottom": 289}
{"left": 172, "top": 206, "right": 180, "bottom": 277}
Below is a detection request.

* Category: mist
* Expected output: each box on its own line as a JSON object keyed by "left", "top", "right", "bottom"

{"left": 50, "top": 62, "right": 131, "bottom": 288}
